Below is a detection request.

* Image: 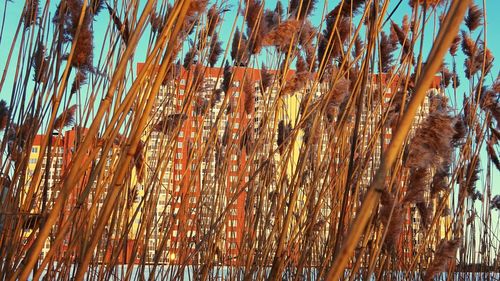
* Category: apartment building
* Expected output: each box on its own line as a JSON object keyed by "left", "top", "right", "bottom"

{"left": 24, "top": 65, "right": 451, "bottom": 267}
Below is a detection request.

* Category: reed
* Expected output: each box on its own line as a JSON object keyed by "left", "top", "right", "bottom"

{"left": 0, "top": 0, "right": 498, "bottom": 280}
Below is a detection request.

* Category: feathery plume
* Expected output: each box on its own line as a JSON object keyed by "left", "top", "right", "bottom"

{"left": 207, "top": 5, "right": 221, "bottom": 35}
{"left": 208, "top": 34, "right": 223, "bottom": 67}
{"left": 465, "top": 45, "right": 493, "bottom": 79}
{"left": 210, "top": 89, "right": 223, "bottom": 108}
{"left": 441, "top": 67, "right": 453, "bottom": 88}
{"left": 154, "top": 113, "right": 188, "bottom": 134}
{"left": 487, "top": 140, "right": 500, "bottom": 171}
{"left": 32, "top": 41, "right": 49, "bottom": 84}
{"left": 54, "top": 105, "right": 78, "bottom": 131}
{"left": 134, "top": 140, "right": 145, "bottom": 183}
{"left": 240, "top": 125, "right": 254, "bottom": 154}
{"left": 244, "top": 0, "right": 266, "bottom": 55}
{"left": 127, "top": 186, "right": 138, "bottom": 208}
{"left": 464, "top": 160, "right": 480, "bottom": 199}
{"left": 263, "top": 10, "right": 280, "bottom": 29}
{"left": 379, "top": 32, "right": 397, "bottom": 73}
{"left": 465, "top": 4, "right": 482, "bottom": 32}
{"left": 492, "top": 195, "right": 500, "bottom": 210}
{"left": 222, "top": 62, "right": 232, "bottom": 93}
{"left": 71, "top": 27, "right": 94, "bottom": 70}
{"left": 188, "top": 0, "right": 209, "bottom": 17}
{"left": 449, "top": 34, "right": 461, "bottom": 56}
{"left": 70, "top": 70, "right": 88, "bottom": 95}
{"left": 262, "top": 19, "right": 301, "bottom": 48}
{"left": 150, "top": 11, "right": 164, "bottom": 33}
{"left": 410, "top": 0, "right": 445, "bottom": 8}
{"left": 493, "top": 75, "right": 500, "bottom": 93}
{"left": 416, "top": 202, "right": 431, "bottom": 228}
{"left": 260, "top": 64, "right": 273, "bottom": 93}
{"left": 391, "top": 21, "right": 412, "bottom": 62}
{"left": 274, "top": 1, "right": 284, "bottom": 18}
{"left": 105, "top": 2, "right": 130, "bottom": 44}
{"left": 404, "top": 168, "right": 429, "bottom": 204}
{"left": 429, "top": 94, "right": 449, "bottom": 113}
{"left": 328, "top": 0, "right": 366, "bottom": 18}
{"left": 328, "top": 74, "right": 350, "bottom": 106}
{"left": 406, "top": 112, "right": 456, "bottom": 169}
{"left": 431, "top": 164, "right": 450, "bottom": 196}
{"left": 231, "top": 28, "right": 248, "bottom": 65}
{"left": 244, "top": 0, "right": 263, "bottom": 33}
{"left": 353, "top": 36, "right": 363, "bottom": 58}
{"left": 380, "top": 191, "right": 404, "bottom": 251}
{"left": 290, "top": 0, "right": 317, "bottom": 20}
{"left": 222, "top": 124, "right": 229, "bottom": 146}
{"left": 23, "top": 0, "right": 39, "bottom": 28}
{"left": 194, "top": 96, "right": 209, "bottom": 116}
{"left": 90, "top": 0, "right": 105, "bottom": 16}
{"left": 452, "top": 117, "right": 467, "bottom": 147}
{"left": 299, "top": 20, "right": 316, "bottom": 47}
{"left": 296, "top": 55, "right": 308, "bottom": 73}
{"left": 277, "top": 120, "right": 292, "bottom": 155}
{"left": 282, "top": 72, "right": 309, "bottom": 94}
{"left": 183, "top": 48, "right": 197, "bottom": 69}
{"left": 305, "top": 43, "right": 317, "bottom": 73}
{"left": 425, "top": 239, "right": 461, "bottom": 281}
{"left": 0, "top": 100, "right": 8, "bottom": 131}
{"left": 243, "top": 76, "right": 255, "bottom": 114}
{"left": 461, "top": 31, "right": 477, "bottom": 58}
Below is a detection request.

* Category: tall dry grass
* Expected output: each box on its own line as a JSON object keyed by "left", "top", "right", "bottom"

{"left": 0, "top": 0, "right": 499, "bottom": 280}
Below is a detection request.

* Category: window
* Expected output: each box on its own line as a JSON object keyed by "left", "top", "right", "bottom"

{"left": 180, "top": 79, "right": 186, "bottom": 85}
{"left": 31, "top": 147, "right": 38, "bottom": 153}
{"left": 175, "top": 164, "right": 182, "bottom": 170}
{"left": 179, "top": 131, "right": 184, "bottom": 137}
{"left": 232, "top": 81, "right": 240, "bottom": 87}
{"left": 29, "top": 158, "right": 37, "bottom": 164}
{"left": 177, "top": 142, "right": 183, "bottom": 148}
{"left": 176, "top": 153, "right": 183, "bottom": 159}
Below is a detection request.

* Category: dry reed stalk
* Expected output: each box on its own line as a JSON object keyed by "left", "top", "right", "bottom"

{"left": 325, "top": 1, "right": 471, "bottom": 279}
{"left": 13, "top": 1, "right": 159, "bottom": 279}
{"left": 0, "top": 0, "right": 498, "bottom": 279}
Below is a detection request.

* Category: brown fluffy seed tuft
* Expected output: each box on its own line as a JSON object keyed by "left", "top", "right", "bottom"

{"left": 54, "top": 105, "right": 78, "bottom": 131}
{"left": 262, "top": 20, "right": 302, "bottom": 48}
{"left": 465, "top": 4, "right": 483, "bottom": 32}
{"left": 424, "top": 238, "right": 461, "bottom": 281}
